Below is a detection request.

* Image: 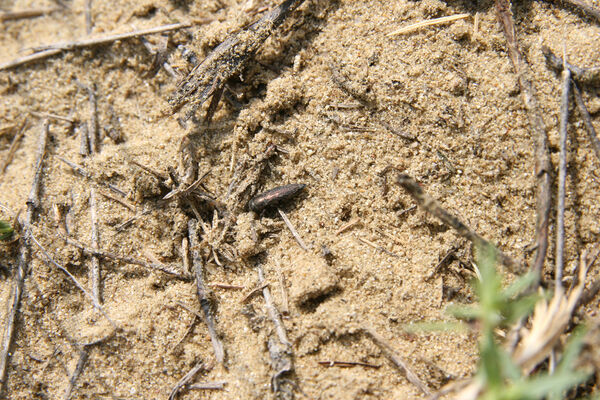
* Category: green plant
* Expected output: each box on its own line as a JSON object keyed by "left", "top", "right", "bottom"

{"left": 0, "top": 220, "right": 14, "bottom": 241}
{"left": 408, "top": 244, "right": 590, "bottom": 399}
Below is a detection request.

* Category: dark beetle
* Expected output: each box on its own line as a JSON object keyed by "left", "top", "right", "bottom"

{"left": 249, "top": 184, "right": 306, "bottom": 213}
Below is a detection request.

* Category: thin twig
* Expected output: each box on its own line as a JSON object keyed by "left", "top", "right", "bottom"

{"left": 0, "top": 8, "right": 58, "bottom": 21}
{"left": 496, "top": 0, "right": 552, "bottom": 278}
{"left": 318, "top": 360, "right": 381, "bottom": 369}
{"left": 89, "top": 188, "right": 101, "bottom": 303}
{"left": 32, "top": 22, "right": 191, "bottom": 52}
{"left": 64, "top": 236, "right": 186, "bottom": 278}
{"left": 363, "top": 327, "right": 431, "bottom": 396}
{"left": 30, "top": 234, "right": 116, "bottom": 327}
{"left": 63, "top": 348, "right": 89, "bottom": 400}
{"left": 56, "top": 156, "right": 127, "bottom": 197}
{"left": 278, "top": 208, "right": 309, "bottom": 251}
{"left": 397, "top": 174, "right": 521, "bottom": 272}
{"left": 0, "top": 119, "right": 27, "bottom": 175}
{"left": 556, "top": 67, "right": 571, "bottom": 290}
{"left": 573, "top": 83, "right": 600, "bottom": 162}
{"left": 258, "top": 264, "right": 291, "bottom": 347}
{"left": 0, "top": 23, "right": 190, "bottom": 71}
{"left": 188, "top": 220, "right": 225, "bottom": 364}
{"left": 0, "top": 120, "right": 49, "bottom": 394}
{"left": 542, "top": 45, "right": 600, "bottom": 86}
{"left": 168, "top": 360, "right": 209, "bottom": 400}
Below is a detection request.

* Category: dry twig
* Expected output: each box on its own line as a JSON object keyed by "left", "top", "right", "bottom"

{"left": 496, "top": 0, "right": 552, "bottom": 278}
{"left": 168, "top": 360, "right": 210, "bottom": 400}
{"left": 0, "top": 8, "right": 58, "bottom": 21}
{"left": 363, "top": 327, "right": 431, "bottom": 396}
{"left": 0, "top": 119, "right": 27, "bottom": 175}
{"left": 168, "top": 0, "right": 306, "bottom": 120}
{"left": 0, "top": 120, "right": 49, "bottom": 393}
{"left": 397, "top": 174, "right": 521, "bottom": 272}
{"left": 0, "top": 23, "right": 190, "bottom": 71}
{"left": 188, "top": 220, "right": 225, "bottom": 364}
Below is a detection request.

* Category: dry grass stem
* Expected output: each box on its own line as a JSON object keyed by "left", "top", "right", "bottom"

{"left": 556, "top": 67, "right": 571, "bottom": 289}
{"left": 514, "top": 250, "right": 591, "bottom": 372}
{"left": 278, "top": 208, "right": 309, "bottom": 251}
{"left": 386, "top": 13, "right": 470, "bottom": 36}
{"left": 258, "top": 264, "right": 291, "bottom": 347}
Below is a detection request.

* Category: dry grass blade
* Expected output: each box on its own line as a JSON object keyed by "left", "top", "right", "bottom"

{"left": 0, "top": 8, "right": 58, "bottom": 21}
{"left": 168, "top": 360, "right": 210, "bottom": 400}
{"left": 386, "top": 13, "right": 470, "bottom": 36}
{"left": 514, "top": 251, "right": 591, "bottom": 372}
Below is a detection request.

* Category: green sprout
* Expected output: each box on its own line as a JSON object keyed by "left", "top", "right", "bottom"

{"left": 406, "top": 244, "right": 589, "bottom": 400}
{"left": 0, "top": 220, "right": 14, "bottom": 241}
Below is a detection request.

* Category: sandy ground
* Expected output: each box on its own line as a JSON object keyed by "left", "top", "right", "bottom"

{"left": 0, "top": 0, "right": 599, "bottom": 399}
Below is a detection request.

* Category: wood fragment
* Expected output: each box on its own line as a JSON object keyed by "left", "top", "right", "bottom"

{"left": 98, "top": 190, "right": 135, "bottom": 211}
{"left": 556, "top": 67, "right": 571, "bottom": 290}
{"left": 278, "top": 208, "right": 309, "bottom": 251}
{"left": 0, "top": 119, "right": 27, "bottom": 175}
{"left": 496, "top": 0, "right": 552, "bottom": 278}
{"left": 573, "top": 83, "right": 600, "bottom": 162}
{"left": 188, "top": 220, "right": 225, "bottom": 364}
{"left": 64, "top": 236, "right": 187, "bottom": 278}
{"left": 78, "top": 124, "right": 90, "bottom": 156}
{"left": 168, "top": 360, "right": 210, "bottom": 400}
{"left": 0, "top": 120, "right": 49, "bottom": 393}
{"left": 363, "top": 327, "right": 431, "bottom": 396}
{"left": 0, "top": 23, "right": 190, "bottom": 71}
{"left": 168, "top": 0, "right": 306, "bottom": 120}
{"left": 397, "top": 174, "right": 521, "bottom": 272}
{"left": 386, "top": 13, "right": 470, "bottom": 36}
{"left": 277, "top": 267, "right": 289, "bottom": 315}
